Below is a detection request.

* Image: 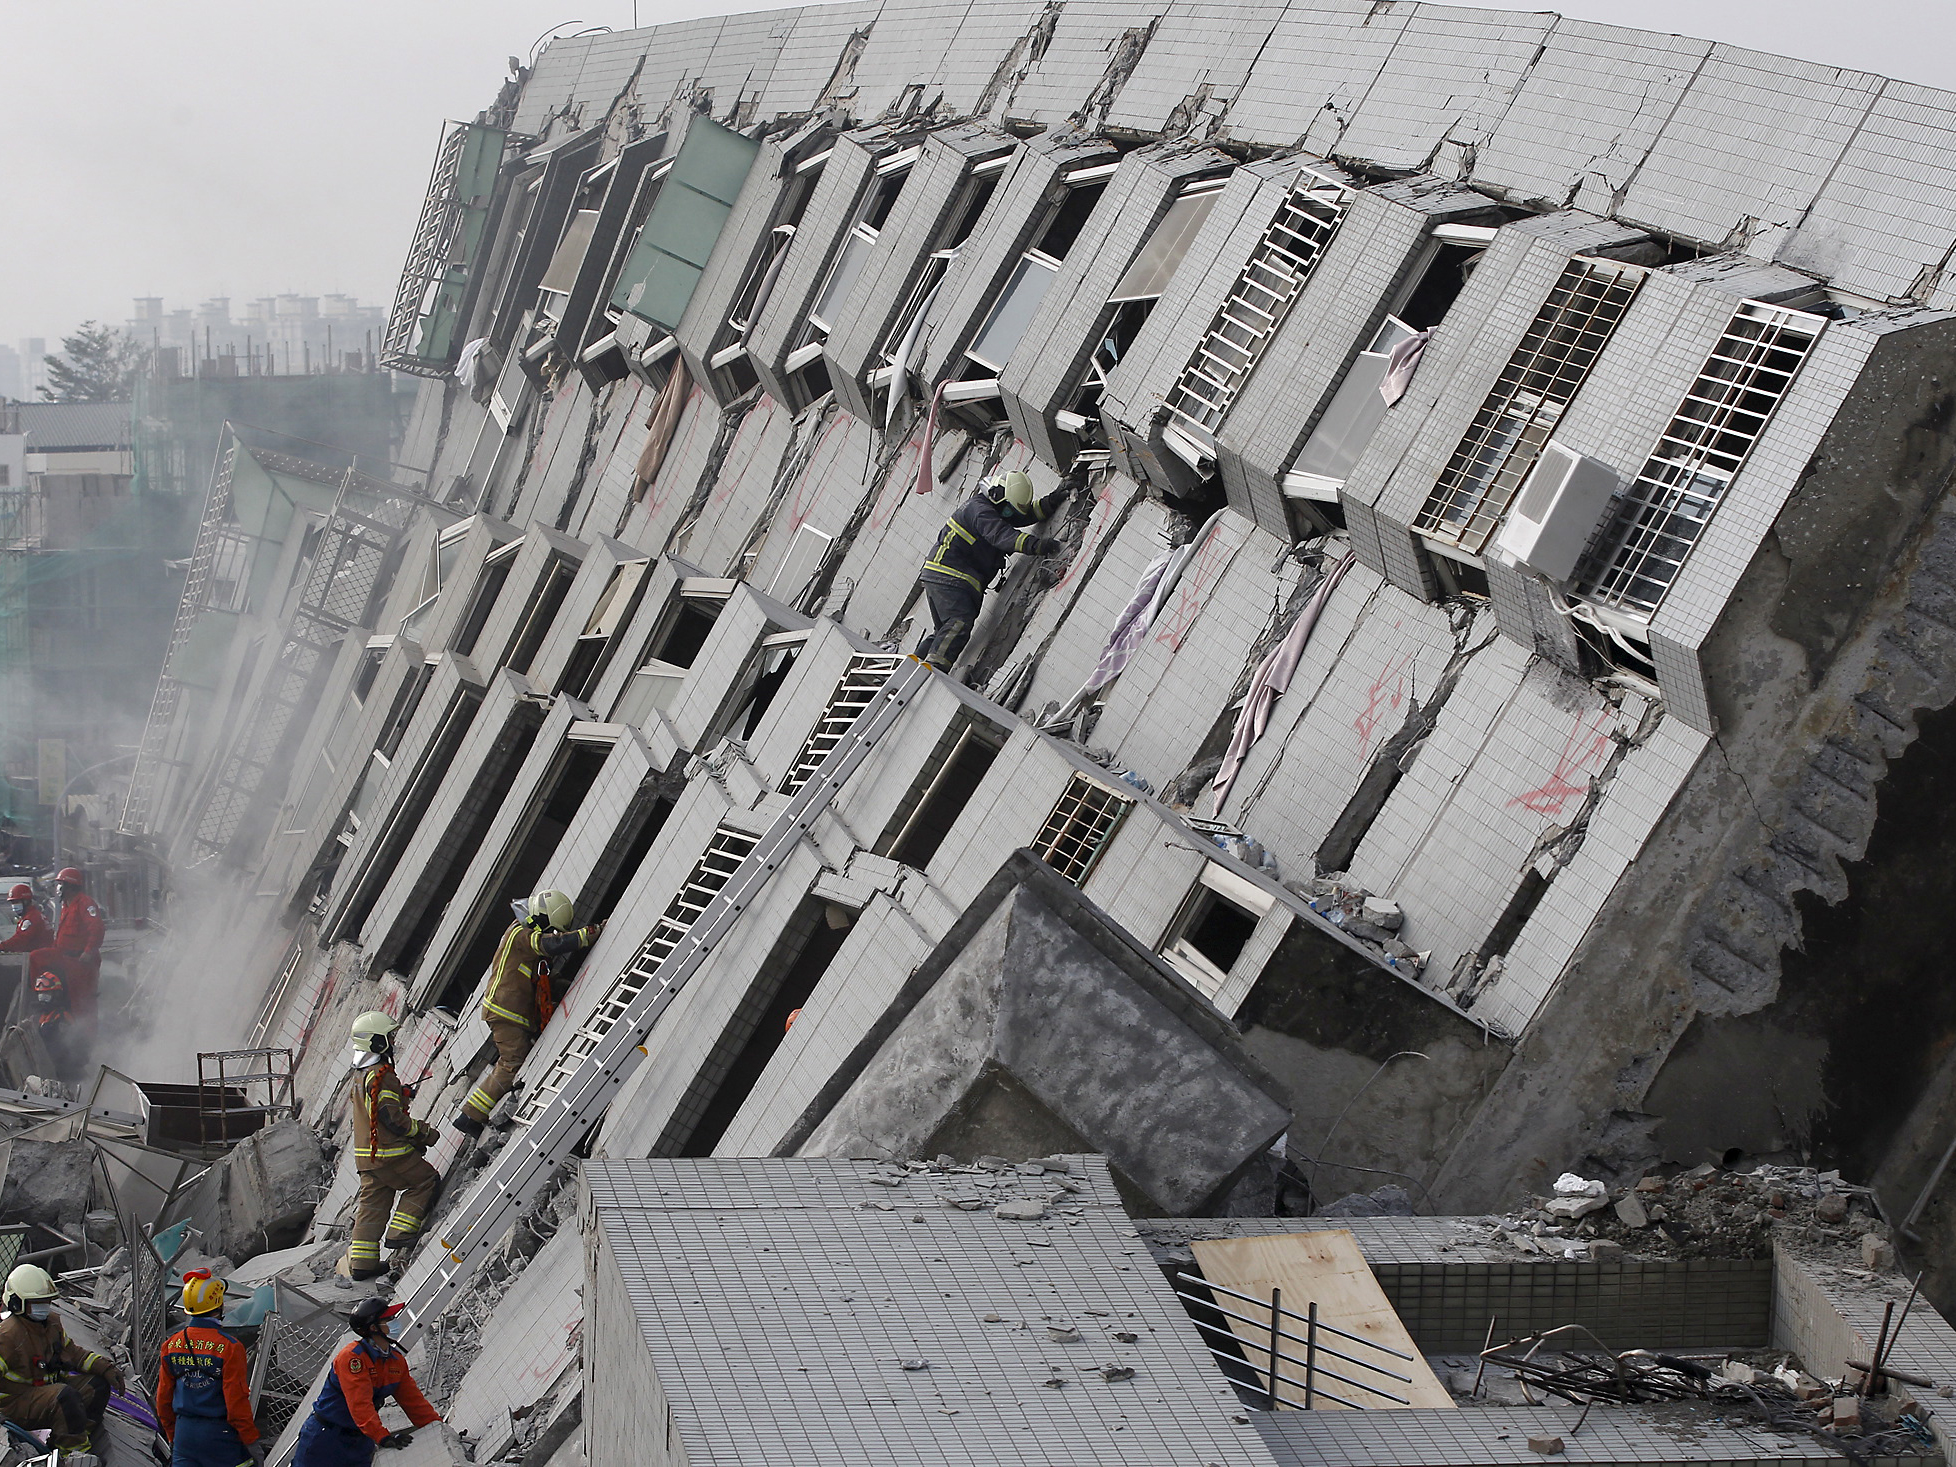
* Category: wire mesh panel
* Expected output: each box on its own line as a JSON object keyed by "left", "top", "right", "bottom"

{"left": 1165, "top": 170, "right": 1352, "bottom": 441}
{"left": 250, "top": 1284, "right": 345, "bottom": 1441}
{"left": 1416, "top": 258, "right": 1644, "bottom": 552}
{"left": 128, "top": 1233, "right": 172, "bottom": 1396}
{"left": 516, "top": 825, "right": 760, "bottom": 1122}
{"left": 383, "top": 123, "right": 506, "bottom": 376}
{"left": 1577, "top": 299, "right": 1824, "bottom": 618}
{"left": 1032, "top": 774, "right": 1133, "bottom": 886}
{"left": 781, "top": 654, "right": 903, "bottom": 796}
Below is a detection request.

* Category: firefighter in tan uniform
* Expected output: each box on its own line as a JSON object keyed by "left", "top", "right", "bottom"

{"left": 345, "top": 1011, "right": 439, "bottom": 1281}
{"left": 0, "top": 1263, "right": 123, "bottom": 1453}
{"left": 450, "top": 888, "right": 601, "bottom": 1137}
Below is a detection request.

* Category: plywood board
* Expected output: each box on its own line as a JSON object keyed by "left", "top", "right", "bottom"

{"left": 1190, "top": 1229, "right": 1454, "bottom": 1409}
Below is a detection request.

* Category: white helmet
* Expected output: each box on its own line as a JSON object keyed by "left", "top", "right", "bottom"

{"left": 349, "top": 1010, "right": 399, "bottom": 1055}
{"left": 997, "top": 470, "right": 1035, "bottom": 512}
{"left": 528, "top": 888, "right": 574, "bottom": 931}
{"left": 5, "top": 1263, "right": 56, "bottom": 1318}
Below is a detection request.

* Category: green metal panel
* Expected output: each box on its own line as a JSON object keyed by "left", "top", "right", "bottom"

{"left": 415, "top": 124, "right": 507, "bottom": 363}
{"left": 611, "top": 119, "right": 760, "bottom": 329}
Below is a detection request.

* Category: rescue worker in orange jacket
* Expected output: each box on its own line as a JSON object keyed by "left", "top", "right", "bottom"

{"left": 345, "top": 1012, "right": 439, "bottom": 1281}
{"left": 0, "top": 885, "right": 49, "bottom": 954}
{"left": 0, "top": 1263, "right": 124, "bottom": 1454}
{"left": 450, "top": 889, "right": 601, "bottom": 1137}
{"left": 157, "top": 1269, "right": 263, "bottom": 1467}
{"left": 30, "top": 868, "right": 102, "bottom": 1027}
{"left": 291, "top": 1298, "right": 439, "bottom": 1467}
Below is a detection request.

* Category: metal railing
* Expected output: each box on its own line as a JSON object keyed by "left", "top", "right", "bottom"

{"left": 1174, "top": 1271, "right": 1415, "bottom": 1410}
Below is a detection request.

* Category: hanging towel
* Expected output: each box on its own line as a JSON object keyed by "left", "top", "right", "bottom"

{"left": 913, "top": 377, "right": 954, "bottom": 496}
{"left": 1379, "top": 329, "right": 1432, "bottom": 406}
{"left": 1210, "top": 551, "right": 1356, "bottom": 811}
{"left": 631, "top": 360, "right": 691, "bottom": 502}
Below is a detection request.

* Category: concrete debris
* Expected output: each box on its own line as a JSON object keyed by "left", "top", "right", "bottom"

{"left": 1293, "top": 874, "right": 1423, "bottom": 973}
{"left": 162, "top": 1117, "right": 328, "bottom": 1264}
{"left": 1527, "top": 1435, "right": 1563, "bottom": 1455}
{"left": 997, "top": 1199, "right": 1048, "bottom": 1221}
{"left": 0, "top": 1135, "right": 91, "bottom": 1234}
{"left": 1551, "top": 1173, "right": 1605, "bottom": 1197}
{"left": 1319, "top": 1185, "right": 1415, "bottom": 1218}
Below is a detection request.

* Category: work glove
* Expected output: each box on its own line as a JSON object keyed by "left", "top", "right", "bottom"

{"left": 101, "top": 1365, "right": 126, "bottom": 1395}
{"left": 247, "top": 1442, "right": 268, "bottom": 1466}
{"left": 585, "top": 919, "right": 605, "bottom": 943}
{"left": 379, "top": 1430, "right": 416, "bottom": 1449}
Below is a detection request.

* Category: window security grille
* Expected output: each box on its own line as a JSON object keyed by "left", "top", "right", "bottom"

{"left": 1576, "top": 299, "right": 1823, "bottom": 619}
{"left": 1032, "top": 774, "right": 1134, "bottom": 886}
{"left": 1415, "top": 258, "right": 1644, "bottom": 552}
{"left": 515, "top": 824, "right": 760, "bottom": 1123}
{"left": 781, "top": 653, "right": 903, "bottom": 796}
{"left": 1164, "top": 170, "right": 1352, "bottom": 441}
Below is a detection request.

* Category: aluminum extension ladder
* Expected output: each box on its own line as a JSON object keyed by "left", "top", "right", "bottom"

{"left": 391, "top": 655, "right": 931, "bottom": 1344}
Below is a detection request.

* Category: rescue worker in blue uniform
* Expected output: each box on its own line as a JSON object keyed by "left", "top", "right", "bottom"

{"left": 291, "top": 1297, "right": 439, "bottom": 1466}
{"left": 916, "top": 468, "right": 1078, "bottom": 669}
{"left": 156, "top": 1269, "right": 262, "bottom": 1466}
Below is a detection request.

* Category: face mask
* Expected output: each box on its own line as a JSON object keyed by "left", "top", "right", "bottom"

{"left": 9, "top": 903, "right": 24, "bottom": 918}
{"left": 25, "top": 1301, "right": 50, "bottom": 1322}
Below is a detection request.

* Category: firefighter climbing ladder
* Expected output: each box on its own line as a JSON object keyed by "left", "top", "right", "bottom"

{"left": 392, "top": 654, "right": 931, "bottom": 1344}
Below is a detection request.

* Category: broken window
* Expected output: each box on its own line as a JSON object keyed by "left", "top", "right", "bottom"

{"left": 205, "top": 528, "right": 252, "bottom": 614}
{"left": 504, "top": 553, "right": 578, "bottom": 676}
{"left": 1285, "top": 230, "right": 1491, "bottom": 501}
{"left": 962, "top": 162, "right": 1115, "bottom": 381}
{"left": 1064, "top": 173, "right": 1228, "bottom": 440}
{"left": 451, "top": 538, "right": 521, "bottom": 655}
{"left": 781, "top": 652, "right": 904, "bottom": 796}
{"left": 557, "top": 558, "right": 651, "bottom": 700}
{"left": 1031, "top": 772, "right": 1133, "bottom": 886}
{"left": 1160, "top": 862, "right": 1275, "bottom": 999}
{"left": 610, "top": 119, "right": 760, "bottom": 332}
{"left": 870, "top": 152, "right": 1009, "bottom": 407}
{"left": 612, "top": 581, "right": 731, "bottom": 726}
{"left": 879, "top": 718, "right": 1007, "bottom": 871}
{"left": 516, "top": 822, "right": 761, "bottom": 1123}
{"left": 1415, "top": 257, "right": 1644, "bottom": 554}
{"left": 530, "top": 209, "right": 600, "bottom": 343}
{"left": 706, "top": 629, "right": 807, "bottom": 747}
{"left": 789, "top": 147, "right": 919, "bottom": 380}
{"left": 1164, "top": 167, "right": 1352, "bottom": 463}
{"left": 1575, "top": 298, "right": 1824, "bottom": 619}
{"left": 351, "top": 638, "right": 389, "bottom": 704}
{"left": 708, "top": 144, "right": 830, "bottom": 385}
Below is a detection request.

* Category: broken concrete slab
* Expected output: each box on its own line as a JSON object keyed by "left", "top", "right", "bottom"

{"left": 0, "top": 1135, "right": 91, "bottom": 1233}
{"left": 794, "top": 851, "right": 1291, "bottom": 1214}
{"left": 163, "top": 1118, "right": 328, "bottom": 1264}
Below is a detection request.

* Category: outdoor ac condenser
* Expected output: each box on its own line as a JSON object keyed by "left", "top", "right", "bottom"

{"left": 1493, "top": 441, "right": 1619, "bottom": 583}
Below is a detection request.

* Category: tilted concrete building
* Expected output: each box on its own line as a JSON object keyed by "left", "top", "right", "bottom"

{"left": 115, "top": 0, "right": 1956, "bottom": 1456}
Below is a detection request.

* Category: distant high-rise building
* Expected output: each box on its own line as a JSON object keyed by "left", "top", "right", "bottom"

{"left": 0, "top": 346, "right": 21, "bottom": 402}
{"left": 15, "top": 340, "right": 45, "bottom": 400}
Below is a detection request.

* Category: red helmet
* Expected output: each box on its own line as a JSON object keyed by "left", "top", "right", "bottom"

{"left": 7, "top": 885, "right": 30, "bottom": 903}
{"left": 32, "top": 972, "right": 61, "bottom": 999}
{"left": 53, "top": 868, "right": 82, "bottom": 888}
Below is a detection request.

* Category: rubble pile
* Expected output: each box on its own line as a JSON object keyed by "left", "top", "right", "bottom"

{"left": 1480, "top": 1165, "right": 1890, "bottom": 1263}
{"left": 1287, "top": 873, "right": 1426, "bottom": 976}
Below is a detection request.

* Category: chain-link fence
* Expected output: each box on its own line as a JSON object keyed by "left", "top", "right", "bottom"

{"left": 249, "top": 1280, "right": 344, "bottom": 1442}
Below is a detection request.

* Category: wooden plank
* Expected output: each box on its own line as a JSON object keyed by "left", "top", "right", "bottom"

{"left": 1189, "top": 1229, "right": 1454, "bottom": 1410}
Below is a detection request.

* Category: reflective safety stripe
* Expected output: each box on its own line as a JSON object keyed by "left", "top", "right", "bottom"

{"left": 922, "top": 518, "right": 985, "bottom": 590}
{"left": 388, "top": 1210, "right": 422, "bottom": 1227}
{"left": 79, "top": 1353, "right": 102, "bottom": 1372}
{"left": 482, "top": 999, "right": 531, "bottom": 1025}
{"left": 356, "top": 1144, "right": 416, "bottom": 1160}
{"left": 348, "top": 1241, "right": 381, "bottom": 1260}
{"left": 463, "top": 1087, "right": 495, "bottom": 1116}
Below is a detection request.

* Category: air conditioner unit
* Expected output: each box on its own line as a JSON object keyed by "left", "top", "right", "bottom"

{"left": 1493, "top": 441, "right": 1618, "bottom": 583}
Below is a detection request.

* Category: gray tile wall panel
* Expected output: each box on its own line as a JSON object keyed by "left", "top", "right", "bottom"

{"left": 1225, "top": 0, "right": 1410, "bottom": 154}
{"left": 1471, "top": 19, "right": 1710, "bottom": 214}
{"left": 1218, "top": 177, "right": 1496, "bottom": 537}
{"left": 999, "top": 0, "right": 1178, "bottom": 128}
{"left": 1333, "top": 7, "right": 1554, "bottom": 175}
{"left": 1098, "top": 0, "right": 1282, "bottom": 137}
{"left": 751, "top": 2, "right": 886, "bottom": 118}
{"left": 1614, "top": 45, "right": 1883, "bottom": 258}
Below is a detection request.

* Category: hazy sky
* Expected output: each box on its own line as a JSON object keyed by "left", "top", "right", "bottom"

{"left": 5, "top": 0, "right": 1947, "bottom": 352}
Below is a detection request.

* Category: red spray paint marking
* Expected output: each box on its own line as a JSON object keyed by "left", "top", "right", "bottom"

{"left": 1353, "top": 650, "right": 1413, "bottom": 757}
{"left": 1152, "top": 521, "right": 1229, "bottom": 652}
{"left": 1508, "top": 709, "right": 1616, "bottom": 818}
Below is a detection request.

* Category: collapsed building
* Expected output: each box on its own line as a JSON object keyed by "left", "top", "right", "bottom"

{"left": 93, "top": 0, "right": 1956, "bottom": 1461}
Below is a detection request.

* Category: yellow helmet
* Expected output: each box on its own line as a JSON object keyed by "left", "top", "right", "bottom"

{"left": 181, "top": 1268, "right": 226, "bottom": 1316}
{"left": 999, "top": 471, "right": 1035, "bottom": 512}
{"left": 528, "top": 888, "right": 575, "bottom": 931}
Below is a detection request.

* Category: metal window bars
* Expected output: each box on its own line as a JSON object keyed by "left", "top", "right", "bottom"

{"left": 1165, "top": 170, "right": 1352, "bottom": 442}
{"left": 1174, "top": 1272, "right": 1415, "bottom": 1410}
{"left": 187, "top": 473, "right": 415, "bottom": 865}
{"left": 781, "top": 653, "right": 904, "bottom": 796}
{"left": 1416, "top": 258, "right": 1644, "bottom": 552}
{"left": 1577, "top": 299, "right": 1825, "bottom": 619}
{"left": 1032, "top": 773, "right": 1133, "bottom": 886}
{"left": 514, "top": 824, "right": 760, "bottom": 1123}
{"left": 382, "top": 122, "right": 506, "bottom": 377}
